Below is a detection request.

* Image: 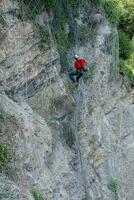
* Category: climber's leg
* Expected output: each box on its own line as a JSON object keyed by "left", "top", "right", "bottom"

{"left": 69, "top": 70, "right": 78, "bottom": 83}
{"left": 76, "top": 69, "right": 83, "bottom": 83}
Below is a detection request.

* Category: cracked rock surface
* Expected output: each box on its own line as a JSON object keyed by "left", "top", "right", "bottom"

{"left": 0, "top": 0, "right": 134, "bottom": 199}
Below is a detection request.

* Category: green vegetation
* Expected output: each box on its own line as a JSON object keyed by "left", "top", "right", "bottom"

{"left": 96, "top": 0, "right": 134, "bottom": 84}
{"left": 44, "top": 0, "right": 57, "bottom": 9}
{"left": 108, "top": 178, "right": 121, "bottom": 200}
{"left": 109, "top": 178, "right": 121, "bottom": 193}
{"left": 22, "top": 0, "right": 73, "bottom": 69}
{"left": 0, "top": 107, "right": 16, "bottom": 175}
{"left": 60, "top": 14, "right": 69, "bottom": 30}
{"left": 22, "top": 0, "right": 45, "bottom": 20}
{"left": 119, "top": 0, "right": 134, "bottom": 38}
{"left": 69, "top": 0, "right": 78, "bottom": 7}
{"left": 32, "top": 188, "right": 45, "bottom": 200}
{"left": 22, "top": 0, "right": 71, "bottom": 54}
{"left": 119, "top": 31, "right": 133, "bottom": 60}
{"left": 0, "top": 140, "right": 14, "bottom": 172}
{"left": 49, "top": 3, "right": 71, "bottom": 70}
{"left": 96, "top": 0, "right": 120, "bottom": 24}
{"left": 44, "top": 0, "right": 79, "bottom": 9}
{"left": 45, "top": 0, "right": 78, "bottom": 8}
{"left": 55, "top": 32, "right": 71, "bottom": 70}
{"left": 122, "top": 53, "right": 134, "bottom": 84}
{"left": 38, "top": 26, "right": 51, "bottom": 50}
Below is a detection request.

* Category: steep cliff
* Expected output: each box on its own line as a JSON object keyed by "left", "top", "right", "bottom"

{"left": 0, "top": 0, "right": 134, "bottom": 200}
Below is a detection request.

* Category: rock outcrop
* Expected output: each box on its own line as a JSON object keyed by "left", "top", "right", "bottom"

{"left": 0, "top": 0, "right": 134, "bottom": 200}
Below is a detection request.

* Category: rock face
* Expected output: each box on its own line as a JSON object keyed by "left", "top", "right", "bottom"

{"left": 0, "top": 174, "right": 34, "bottom": 200}
{"left": 0, "top": 0, "right": 134, "bottom": 200}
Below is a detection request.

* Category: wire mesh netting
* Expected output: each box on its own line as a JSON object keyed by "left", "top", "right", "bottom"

{"left": 0, "top": 0, "right": 94, "bottom": 95}
{"left": 0, "top": 2, "right": 57, "bottom": 197}
{"left": 0, "top": 0, "right": 58, "bottom": 102}
{"left": 0, "top": 0, "right": 114, "bottom": 199}
{"left": 1, "top": 0, "right": 133, "bottom": 199}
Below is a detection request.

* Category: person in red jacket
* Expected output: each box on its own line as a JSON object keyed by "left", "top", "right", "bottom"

{"left": 69, "top": 54, "right": 87, "bottom": 83}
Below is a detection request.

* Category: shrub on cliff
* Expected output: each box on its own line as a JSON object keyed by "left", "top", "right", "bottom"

{"left": 96, "top": 0, "right": 134, "bottom": 83}
{"left": 32, "top": 188, "right": 45, "bottom": 200}
{"left": 119, "top": 31, "right": 133, "bottom": 60}
{"left": 0, "top": 140, "right": 14, "bottom": 172}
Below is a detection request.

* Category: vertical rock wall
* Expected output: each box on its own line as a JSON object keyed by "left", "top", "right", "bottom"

{"left": 0, "top": 0, "right": 134, "bottom": 200}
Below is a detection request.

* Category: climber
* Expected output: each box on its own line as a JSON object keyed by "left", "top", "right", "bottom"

{"left": 69, "top": 54, "right": 87, "bottom": 83}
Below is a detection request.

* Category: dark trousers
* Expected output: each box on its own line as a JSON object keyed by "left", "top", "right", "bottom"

{"left": 69, "top": 69, "right": 84, "bottom": 83}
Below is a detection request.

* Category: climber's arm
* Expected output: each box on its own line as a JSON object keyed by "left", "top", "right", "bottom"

{"left": 83, "top": 59, "right": 89, "bottom": 72}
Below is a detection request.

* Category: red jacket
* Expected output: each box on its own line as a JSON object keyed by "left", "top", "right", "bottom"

{"left": 74, "top": 57, "right": 86, "bottom": 69}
